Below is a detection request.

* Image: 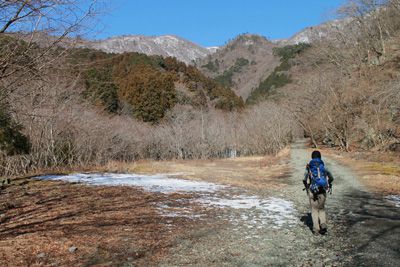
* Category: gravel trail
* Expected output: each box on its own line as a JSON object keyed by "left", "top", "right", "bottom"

{"left": 285, "top": 140, "right": 400, "bottom": 266}
{"left": 161, "top": 140, "right": 400, "bottom": 266}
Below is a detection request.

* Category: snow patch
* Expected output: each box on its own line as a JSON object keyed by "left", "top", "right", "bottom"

{"left": 244, "top": 40, "right": 255, "bottom": 46}
{"left": 154, "top": 35, "right": 180, "bottom": 45}
{"left": 206, "top": 46, "right": 219, "bottom": 53}
{"left": 36, "top": 173, "right": 298, "bottom": 228}
{"left": 157, "top": 204, "right": 202, "bottom": 219}
{"left": 36, "top": 173, "right": 225, "bottom": 193}
{"left": 385, "top": 195, "right": 400, "bottom": 207}
{"left": 292, "top": 34, "right": 310, "bottom": 44}
{"left": 199, "top": 196, "right": 297, "bottom": 228}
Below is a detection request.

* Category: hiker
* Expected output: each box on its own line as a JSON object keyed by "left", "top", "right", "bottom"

{"left": 303, "top": 150, "right": 334, "bottom": 235}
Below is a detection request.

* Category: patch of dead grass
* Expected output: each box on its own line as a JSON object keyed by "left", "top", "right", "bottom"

{"left": 102, "top": 148, "right": 291, "bottom": 191}
{"left": 363, "top": 163, "right": 400, "bottom": 176}
{"left": 0, "top": 148, "right": 293, "bottom": 266}
{"left": 319, "top": 148, "right": 400, "bottom": 195}
{"left": 0, "top": 179, "right": 204, "bottom": 266}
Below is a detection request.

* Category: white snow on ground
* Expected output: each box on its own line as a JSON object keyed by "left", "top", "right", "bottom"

{"left": 385, "top": 195, "right": 400, "bottom": 207}
{"left": 199, "top": 196, "right": 298, "bottom": 228}
{"left": 157, "top": 204, "right": 202, "bottom": 219}
{"left": 37, "top": 173, "right": 225, "bottom": 193}
{"left": 36, "top": 173, "right": 298, "bottom": 228}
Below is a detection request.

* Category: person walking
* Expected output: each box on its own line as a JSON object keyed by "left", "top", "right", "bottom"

{"left": 303, "top": 150, "right": 334, "bottom": 235}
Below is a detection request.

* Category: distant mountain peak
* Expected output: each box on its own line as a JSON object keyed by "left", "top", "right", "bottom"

{"left": 276, "top": 18, "right": 351, "bottom": 45}
{"left": 197, "top": 33, "right": 279, "bottom": 100}
{"left": 82, "top": 34, "right": 214, "bottom": 64}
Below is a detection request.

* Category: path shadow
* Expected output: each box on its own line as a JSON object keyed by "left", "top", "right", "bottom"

{"left": 300, "top": 212, "right": 313, "bottom": 232}
{"left": 334, "top": 189, "right": 400, "bottom": 267}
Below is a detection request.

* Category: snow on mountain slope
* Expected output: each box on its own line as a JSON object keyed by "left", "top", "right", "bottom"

{"left": 277, "top": 18, "right": 351, "bottom": 45}
{"left": 87, "top": 35, "right": 215, "bottom": 64}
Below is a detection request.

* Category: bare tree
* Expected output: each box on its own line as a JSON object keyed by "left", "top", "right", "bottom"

{"left": 0, "top": 0, "right": 102, "bottom": 101}
{"left": 337, "top": 0, "right": 400, "bottom": 65}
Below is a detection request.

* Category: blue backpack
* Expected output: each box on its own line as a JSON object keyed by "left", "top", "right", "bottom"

{"left": 307, "top": 158, "right": 329, "bottom": 193}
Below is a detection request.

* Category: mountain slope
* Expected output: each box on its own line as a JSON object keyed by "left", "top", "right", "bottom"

{"left": 9, "top": 33, "right": 216, "bottom": 64}
{"left": 276, "top": 18, "right": 351, "bottom": 45}
{"left": 85, "top": 35, "right": 213, "bottom": 64}
{"left": 196, "top": 34, "right": 280, "bottom": 99}
{"left": 70, "top": 48, "right": 244, "bottom": 122}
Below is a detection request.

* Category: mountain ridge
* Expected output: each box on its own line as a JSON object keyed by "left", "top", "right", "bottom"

{"left": 195, "top": 34, "right": 280, "bottom": 99}
{"left": 80, "top": 34, "right": 214, "bottom": 64}
{"left": 276, "top": 18, "right": 351, "bottom": 45}
{"left": 10, "top": 17, "right": 347, "bottom": 66}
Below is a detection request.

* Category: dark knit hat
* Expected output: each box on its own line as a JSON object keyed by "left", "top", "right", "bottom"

{"left": 311, "top": 150, "right": 321, "bottom": 159}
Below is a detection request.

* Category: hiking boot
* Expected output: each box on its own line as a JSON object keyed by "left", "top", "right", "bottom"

{"left": 320, "top": 224, "right": 328, "bottom": 235}
{"left": 312, "top": 228, "right": 319, "bottom": 236}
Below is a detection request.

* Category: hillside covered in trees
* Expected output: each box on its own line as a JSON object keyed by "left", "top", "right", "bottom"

{"left": 196, "top": 1, "right": 400, "bottom": 153}
{"left": 0, "top": 31, "right": 290, "bottom": 177}
{"left": 72, "top": 49, "right": 244, "bottom": 122}
{"left": 270, "top": 0, "right": 400, "bottom": 152}
{"left": 196, "top": 34, "right": 280, "bottom": 99}
{"left": 246, "top": 43, "right": 311, "bottom": 104}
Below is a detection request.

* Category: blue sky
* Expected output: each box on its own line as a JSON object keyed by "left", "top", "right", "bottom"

{"left": 94, "top": 0, "right": 345, "bottom": 47}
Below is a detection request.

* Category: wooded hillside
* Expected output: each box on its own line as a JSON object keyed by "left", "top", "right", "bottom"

{"left": 0, "top": 32, "right": 291, "bottom": 177}
{"left": 72, "top": 49, "right": 244, "bottom": 122}
{"left": 1, "top": 0, "right": 399, "bottom": 178}
{"left": 272, "top": 0, "right": 400, "bottom": 152}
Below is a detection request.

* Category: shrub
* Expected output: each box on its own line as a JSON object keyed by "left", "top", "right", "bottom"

{"left": 83, "top": 68, "right": 119, "bottom": 113}
{"left": 247, "top": 44, "right": 310, "bottom": 104}
{"left": 0, "top": 99, "right": 30, "bottom": 155}
{"left": 201, "top": 59, "right": 219, "bottom": 72}
{"left": 116, "top": 64, "right": 177, "bottom": 122}
{"left": 215, "top": 58, "right": 249, "bottom": 87}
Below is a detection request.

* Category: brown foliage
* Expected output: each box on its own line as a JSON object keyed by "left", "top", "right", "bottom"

{"left": 115, "top": 63, "right": 177, "bottom": 122}
{"left": 281, "top": 0, "right": 400, "bottom": 151}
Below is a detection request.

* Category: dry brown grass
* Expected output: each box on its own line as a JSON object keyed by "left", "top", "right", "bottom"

{"left": 0, "top": 151, "right": 291, "bottom": 266}
{"left": 319, "top": 148, "right": 400, "bottom": 194}
{"left": 0, "top": 179, "right": 206, "bottom": 266}
{"left": 101, "top": 147, "right": 291, "bottom": 191}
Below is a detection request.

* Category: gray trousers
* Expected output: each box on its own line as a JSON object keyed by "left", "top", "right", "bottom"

{"left": 308, "top": 192, "right": 327, "bottom": 231}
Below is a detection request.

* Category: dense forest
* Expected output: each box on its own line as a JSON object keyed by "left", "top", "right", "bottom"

{"left": 72, "top": 49, "right": 244, "bottom": 122}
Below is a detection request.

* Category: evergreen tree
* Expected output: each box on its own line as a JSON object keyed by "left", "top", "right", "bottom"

{"left": 116, "top": 64, "right": 176, "bottom": 122}
{"left": 0, "top": 97, "right": 30, "bottom": 155}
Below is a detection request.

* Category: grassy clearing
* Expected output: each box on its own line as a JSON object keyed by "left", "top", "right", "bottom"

{"left": 0, "top": 178, "right": 208, "bottom": 266}
{"left": 102, "top": 148, "right": 291, "bottom": 191}
{"left": 0, "top": 151, "right": 291, "bottom": 266}
{"left": 319, "top": 148, "right": 400, "bottom": 194}
{"left": 363, "top": 163, "right": 400, "bottom": 176}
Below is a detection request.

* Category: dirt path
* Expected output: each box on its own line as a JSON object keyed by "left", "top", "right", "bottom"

{"left": 162, "top": 140, "right": 400, "bottom": 266}
{"left": 286, "top": 139, "right": 400, "bottom": 266}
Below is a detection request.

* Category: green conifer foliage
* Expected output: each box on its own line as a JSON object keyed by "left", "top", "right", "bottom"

{"left": 75, "top": 50, "right": 244, "bottom": 122}
{"left": 0, "top": 98, "right": 30, "bottom": 155}
{"left": 83, "top": 68, "right": 119, "bottom": 113}
{"left": 247, "top": 43, "right": 311, "bottom": 104}
{"left": 116, "top": 64, "right": 176, "bottom": 122}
